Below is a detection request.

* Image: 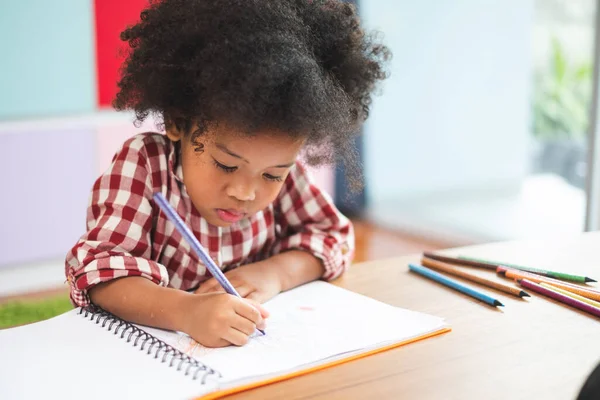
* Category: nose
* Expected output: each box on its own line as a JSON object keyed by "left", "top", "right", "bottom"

{"left": 226, "top": 178, "right": 256, "bottom": 202}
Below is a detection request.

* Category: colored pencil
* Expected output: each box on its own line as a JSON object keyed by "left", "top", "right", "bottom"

{"left": 422, "top": 252, "right": 497, "bottom": 270}
{"left": 497, "top": 265, "right": 593, "bottom": 291}
{"left": 423, "top": 252, "right": 596, "bottom": 283}
{"left": 501, "top": 266, "right": 600, "bottom": 292}
{"left": 501, "top": 268, "right": 600, "bottom": 302}
{"left": 459, "top": 255, "right": 595, "bottom": 283}
{"left": 539, "top": 283, "right": 600, "bottom": 308}
{"left": 517, "top": 279, "right": 600, "bottom": 318}
{"left": 408, "top": 264, "right": 504, "bottom": 307}
{"left": 421, "top": 257, "right": 529, "bottom": 298}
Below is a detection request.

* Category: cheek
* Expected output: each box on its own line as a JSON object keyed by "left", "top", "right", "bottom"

{"left": 256, "top": 182, "right": 285, "bottom": 207}
{"left": 182, "top": 159, "right": 223, "bottom": 202}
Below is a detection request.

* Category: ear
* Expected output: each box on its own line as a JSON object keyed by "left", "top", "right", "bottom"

{"left": 165, "top": 126, "right": 183, "bottom": 142}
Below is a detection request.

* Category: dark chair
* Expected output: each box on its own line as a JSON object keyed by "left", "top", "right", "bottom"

{"left": 577, "top": 360, "right": 600, "bottom": 400}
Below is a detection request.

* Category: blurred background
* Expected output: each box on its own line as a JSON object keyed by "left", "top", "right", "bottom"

{"left": 1, "top": 0, "right": 599, "bottom": 299}
{"left": 361, "top": 0, "right": 598, "bottom": 244}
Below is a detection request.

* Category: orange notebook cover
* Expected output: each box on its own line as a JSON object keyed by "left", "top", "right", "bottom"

{"left": 198, "top": 326, "right": 451, "bottom": 400}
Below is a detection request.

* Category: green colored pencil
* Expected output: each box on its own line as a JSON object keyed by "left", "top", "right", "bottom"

{"left": 458, "top": 255, "right": 596, "bottom": 283}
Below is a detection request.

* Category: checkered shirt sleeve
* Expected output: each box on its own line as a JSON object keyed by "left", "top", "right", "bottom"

{"left": 271, "top": 162, "right": 355, "bottom": 280}
{"left": 64, "top": 136, "right": 169, "bottom": 307}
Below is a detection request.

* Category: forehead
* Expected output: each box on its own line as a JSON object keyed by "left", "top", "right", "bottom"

{"left": 207, "top": 126, "right": 305, "bottom": 161}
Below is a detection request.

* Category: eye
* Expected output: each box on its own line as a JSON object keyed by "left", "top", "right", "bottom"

{"left": 213, "top": 159, "right": 237, "bottom": 173}
{"left": 263, "top": 173, "right": 283, "bottom": 182}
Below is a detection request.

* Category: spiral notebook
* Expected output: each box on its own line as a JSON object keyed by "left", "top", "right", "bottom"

{"left": 0, "top": 281, "right": 449, "bottom": 400}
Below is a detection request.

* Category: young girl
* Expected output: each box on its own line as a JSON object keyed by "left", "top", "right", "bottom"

{"left": 65, "top": 0, "right": 389, "bottom": 348}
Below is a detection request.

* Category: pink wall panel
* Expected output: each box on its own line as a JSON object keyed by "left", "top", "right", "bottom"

{"left": 95, "top": 118, "right": 161, "bottom": 175}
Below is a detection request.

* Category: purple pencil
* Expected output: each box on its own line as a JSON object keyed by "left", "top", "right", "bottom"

{"left": 518, "top": 279, "right": 600, "bottom": 318}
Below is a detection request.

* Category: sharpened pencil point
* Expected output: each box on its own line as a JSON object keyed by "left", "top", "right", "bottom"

{"left": 585, "top": 277, "right": 597, "bottom": 283}
{"left": 494, "top": 300, "right": 504, "bottom": 307}
{"left": 519, "top": 291, "right": 530, "bottom": 298}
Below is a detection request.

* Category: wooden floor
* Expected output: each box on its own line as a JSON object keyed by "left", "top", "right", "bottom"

{"left": 352, "top": 220, "right": 450, "bottom": 263}
{"left": 0, "top": 220, "right": 451, "bottom": 303}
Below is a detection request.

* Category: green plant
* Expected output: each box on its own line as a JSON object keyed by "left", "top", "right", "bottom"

{"left": 532, "top": 37, "right": 593, "bottom": 140}
{"left": 0, "top": 294, "right": 72, "bottom": 329}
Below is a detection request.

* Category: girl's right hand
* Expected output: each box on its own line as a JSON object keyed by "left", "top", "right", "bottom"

{"left": 179, "top": 292, "right": 269, "bottom": 348}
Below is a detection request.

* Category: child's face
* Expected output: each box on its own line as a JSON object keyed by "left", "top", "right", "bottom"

{"left": 167, "top": 124, "right": 304, "bottom": 227}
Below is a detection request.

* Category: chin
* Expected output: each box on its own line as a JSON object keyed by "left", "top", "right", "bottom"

{"left": 204, "top": 216, "right": 232, "bottom": 227}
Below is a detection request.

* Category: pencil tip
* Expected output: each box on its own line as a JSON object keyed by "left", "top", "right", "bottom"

{"left": 585, "top": 277, "right": 597, "bottom": 283}
{"left": 494, "top": 300, "right": 504, "bottom": 307}
{"left": 519, "top": 291, "right": 531, "bottom": 298}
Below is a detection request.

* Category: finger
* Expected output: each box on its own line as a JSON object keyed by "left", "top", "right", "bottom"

{"left": 245, "top": 291, "right": 269, "bottom": 304}
{"left": 245, "top": 298, "right": 270, "bottom": 319}
{"left": 233, "top": 299, "right": 263, "bottom": 325}
{"left": 233, "top": 283, "right": 256, "bottom": 298}
{"left": 222, "top": 327, "right": 251, "bottom": 347}
{"left": 193, "top": 279, "right": 214, "bottom": 294}
{"left": 230, "top": 314, "right": 257, "bottom": 336}
{"left": 202, "top": 338, "right": 231, "bottom": 348}
{"left": 235, "top": 300, "right": 268, "bottom": 331}
{"left": 197, "top": 275, "right": 244, "bottom": 294}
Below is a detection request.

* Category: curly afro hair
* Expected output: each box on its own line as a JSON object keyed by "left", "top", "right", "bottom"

{"left": 114, "top": 0, "right": 390, "bottom": 188}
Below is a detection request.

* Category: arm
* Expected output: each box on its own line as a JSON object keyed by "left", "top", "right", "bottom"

{"left": 266, "top": 250, "right": 324, "bottom": 292}
{"left": 64, "top": 135, "right": 169, "bottom": 308}
{"left": 269, "top": 162, "right": 355, "bottom": 281}
{"left": 65, "top": 135, "right": 266, "bottom": 347}
{"left": 89, "top": 277, "right": 189, "bottom": 333}
{"left": 196, "top": 249, "right": 324, "bottom": 302}
{"left": 90, "top": 277, "right": 268, "bottom": 348}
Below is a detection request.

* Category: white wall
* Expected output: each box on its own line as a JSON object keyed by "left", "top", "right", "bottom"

{"left": 361, "top": 0, "right": 534, "bottom": 201}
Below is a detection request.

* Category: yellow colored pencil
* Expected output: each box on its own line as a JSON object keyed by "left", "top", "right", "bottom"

{"left": 540, "top": 283, "right": 600, "bottom": 308}
{"left": 503, "top": 268, "right": 600, "bottom": 302}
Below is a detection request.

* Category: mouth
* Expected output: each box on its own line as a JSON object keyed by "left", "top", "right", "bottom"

{"left": 215, "top": 208, "right": 247, "bottom": 223}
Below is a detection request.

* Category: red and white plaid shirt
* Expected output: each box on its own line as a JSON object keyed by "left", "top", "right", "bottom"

{"left": 65, "top": 133, "right": 354, "bottom": 307}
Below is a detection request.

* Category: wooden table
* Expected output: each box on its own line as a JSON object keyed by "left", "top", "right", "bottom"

{"left": 225, "top": 232, "right": 600, "bottom": 399}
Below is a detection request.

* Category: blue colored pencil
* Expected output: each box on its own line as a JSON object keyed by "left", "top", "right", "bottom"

{"left": 408, "top": 263, "right": 504, "bottom": 307}
{"left": 153, "top": 192, "right": 265, "bottom": 335}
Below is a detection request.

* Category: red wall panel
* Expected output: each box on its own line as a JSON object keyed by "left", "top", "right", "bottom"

{"left": 95, "top": 0, "right": 149, "bottom": 107}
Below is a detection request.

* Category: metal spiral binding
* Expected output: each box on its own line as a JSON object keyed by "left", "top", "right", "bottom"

{"left": 79, "top": 306, "right": 221, "bottom": 383}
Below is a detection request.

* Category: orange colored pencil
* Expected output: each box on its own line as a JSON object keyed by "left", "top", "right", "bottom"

{"left": 539, "top": 283, "right": 600, "bottom": 308}
{"left": 498, "top": 266, "right": 585, "bottom": 290}
{"left": 421, "top": 257, "right": 529, "bottom": 298}
{"left": 497, "top": 266, "right": 598, "bottom": 290}
{"left": 501, "top": 268, "right": 600, "bottom": 302}
{"left": 500, "top": 267, "right": 597, "bottom": 290}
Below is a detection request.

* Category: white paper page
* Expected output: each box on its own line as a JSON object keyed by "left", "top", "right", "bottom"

{"left": 0, "top": 309, "right": 218, "bottom": 400}
{"left": 143, "top": 281, "right": 446, "bottom": 384}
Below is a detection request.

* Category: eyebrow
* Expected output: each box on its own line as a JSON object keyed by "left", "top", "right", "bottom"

{"left": 216, "top": 143, "right": 248, "bottom": 163}
{"left": 215, "top": 143, "right": 295, "bottom": 168}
